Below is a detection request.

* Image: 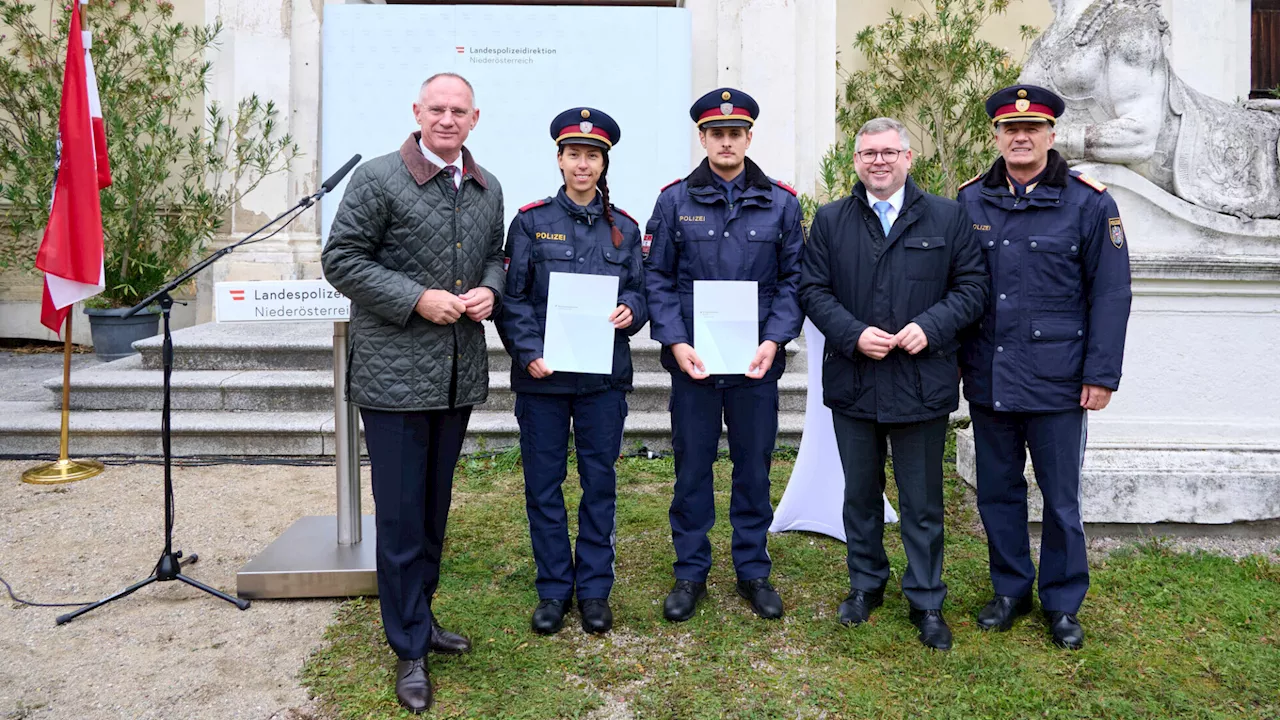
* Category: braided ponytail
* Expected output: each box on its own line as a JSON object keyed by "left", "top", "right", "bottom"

{"left": 598, "top": 151, "right": 624, "bottom": 249}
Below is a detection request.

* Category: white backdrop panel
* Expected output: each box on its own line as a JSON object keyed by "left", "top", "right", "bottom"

{"left": 320, "top": 4, "right": 692, "bottom": 242}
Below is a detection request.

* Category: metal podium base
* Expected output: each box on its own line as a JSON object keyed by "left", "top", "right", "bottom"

{"left": 236, "top": 515, "right": 378, "bottom": 599}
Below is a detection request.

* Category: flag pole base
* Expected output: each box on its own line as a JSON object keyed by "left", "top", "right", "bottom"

{"left": 22, "top": 458, "right": 105, "bottom": 485}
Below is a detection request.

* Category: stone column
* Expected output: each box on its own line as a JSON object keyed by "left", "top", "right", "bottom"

{"left": 1162, "top": 0, "right": 1251, "bottom": 103}
{"left": 197, "top": 0, "right": 325, "bottom": 323}
{"left": 688, "top": 0, "right": 837, "bottom": 193}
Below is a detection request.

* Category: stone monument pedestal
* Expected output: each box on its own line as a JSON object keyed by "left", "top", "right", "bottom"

{"left": 957, "top": 163, "right": 1280, "bottom": 524}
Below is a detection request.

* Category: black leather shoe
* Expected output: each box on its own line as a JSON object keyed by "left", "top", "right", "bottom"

{"left": 977, "top": 594, "right": 1033, "bottom": 632}
{"left": 662, "top": 580, "right": 707, "bottom": 622}
{"left": 531, "top": 598, "right": 571, "bottom": 635}
{"left": 736, "top": 577, "right": 784, "bottom": 619}
{"left": 579, "top": 598, "right": 613, "bottom": 634}
{"left": 1045, "top": 611, "right": 1084, "bottom": 650}
{"left": 394, "top": 657, "right": 433, "bottom": 714}
{"left": 429, "top": 621, "right": 472, "bottom": 654}
{"left": 838, "top": 588, "right": 885, "bottom": 626}
{"left": 909, "top": 608, "right": 954, "bottom": 651}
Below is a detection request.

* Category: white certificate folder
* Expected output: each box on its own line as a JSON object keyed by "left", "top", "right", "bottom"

{"left": 543, "top": 271, "right": 619, "bottom": 375}
{"left": 694, "top": 280, "right": 759, "bottom": 375}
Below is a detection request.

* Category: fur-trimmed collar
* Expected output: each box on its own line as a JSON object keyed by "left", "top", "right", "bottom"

{"left": 686, "top": 156, "right": 773, "bottom": 192}
{"left": 981, "top": 148, "right": 1070, "bottom": 190}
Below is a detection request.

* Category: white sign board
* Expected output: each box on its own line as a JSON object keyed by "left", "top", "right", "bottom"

{"left": 319, "top": 4, "right": 693, "bottom": 244}
{"left": 215, "top": 281, "right": 350, "bottom": 323}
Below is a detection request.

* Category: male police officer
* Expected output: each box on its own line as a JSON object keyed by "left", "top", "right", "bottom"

{"left": 644, "top": 88, "right": 805, "bottom": 622}
{"left": 958, "top": 85, "right": 1132, "bottom": 650}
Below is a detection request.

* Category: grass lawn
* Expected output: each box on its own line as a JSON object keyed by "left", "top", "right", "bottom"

{"left": 301, "top": 431, "right": 1280, "bottom": 719}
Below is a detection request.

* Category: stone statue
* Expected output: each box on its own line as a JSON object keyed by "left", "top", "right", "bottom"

{"left": 1022, "top": 0, "right": 1280, "bottom": 219}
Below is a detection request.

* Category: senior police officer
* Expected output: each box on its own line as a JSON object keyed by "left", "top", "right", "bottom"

{"left": 322, "top": 73, "right": 504, "bottom": 713}
{"left": 800, "top": 117, "right": 987, "bottom": 650}
{"left": 957, "top": 84, "right": 1132, "bottom": 650}
{"left": 644, "top": 88, "right": 805, "bottom": 622}
{"left": 497, "top": 107, "right": 647, "bottom": 636}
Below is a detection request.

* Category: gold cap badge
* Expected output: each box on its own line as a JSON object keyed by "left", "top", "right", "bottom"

{"left": 1017, "top": 89, "right": 1028, "bottom": 99}
{"left": 580, "top": 109, "right": 590, "bottom": 119}
{"left": 721, "top": 91, "right": 731, "bottom": 101}
{"left": 1015, "top": 98, "right": 1031, "bottom": 112}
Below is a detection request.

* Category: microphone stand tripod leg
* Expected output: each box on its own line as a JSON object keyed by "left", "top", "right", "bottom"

{"left": 56, "top": 575, "right": 159, "bottom": 626}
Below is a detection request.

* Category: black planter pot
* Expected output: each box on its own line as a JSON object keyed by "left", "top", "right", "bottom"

{"left": 84, "top": 306, "right": 161, "bottom": 362}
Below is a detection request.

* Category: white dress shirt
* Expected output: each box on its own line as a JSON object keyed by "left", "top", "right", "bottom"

{"left": 866, "top": 184, "right": 906, "bottom": 230}
{"left": 419, "top": 139, "right": 463, "bottom": 188}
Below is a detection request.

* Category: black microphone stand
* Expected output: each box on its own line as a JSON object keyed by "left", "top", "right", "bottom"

{"left": 56, "top": 190, "right": 327, "bottom": 625}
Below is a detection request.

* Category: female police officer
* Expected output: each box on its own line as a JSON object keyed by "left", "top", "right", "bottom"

{"left": 497, "top": 107, "right": 647, "bottom": 635}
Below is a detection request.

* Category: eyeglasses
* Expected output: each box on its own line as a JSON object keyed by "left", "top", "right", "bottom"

{"left": 856, "top": 149, "right": 903, "bottom": 163}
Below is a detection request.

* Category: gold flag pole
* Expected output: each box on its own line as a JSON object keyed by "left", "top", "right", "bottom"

{"left": 22, "top": 311, "right": 104, "bottom": 484}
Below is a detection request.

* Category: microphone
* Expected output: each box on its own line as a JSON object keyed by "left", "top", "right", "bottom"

{"left": 320, "top": 154, "right": 362, "bottom": 195}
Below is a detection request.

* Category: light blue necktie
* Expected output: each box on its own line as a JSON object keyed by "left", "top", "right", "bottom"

{"left": 873, "top": 200, "right": 893, "bottom": 236}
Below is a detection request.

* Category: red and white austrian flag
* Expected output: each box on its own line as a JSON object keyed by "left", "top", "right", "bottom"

{"left": 84, "top": 29, "right": 111, "bottom": 189}
{"left": 36, "top": 1, "right": 109, "bottom": 334}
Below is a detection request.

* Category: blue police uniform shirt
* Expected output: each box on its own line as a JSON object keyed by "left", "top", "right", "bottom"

{"left": 643, "top": 157, "right": 805, "bottom": 387}
{"left": 497, "top": 188, "right": 648, "bottom": 396}
{"left": 957, "top": 149, "right": 1132, "bottom": 413}
{"left": 1008, "top": 165, "right": 1048, "bottom": 198}
{"left": 716, "top": 170, "right": 746, "bottom": 207}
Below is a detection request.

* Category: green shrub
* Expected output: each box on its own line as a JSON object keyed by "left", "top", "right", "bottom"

{"left": 0, "top": 0, "right": 298, "bottom": 306}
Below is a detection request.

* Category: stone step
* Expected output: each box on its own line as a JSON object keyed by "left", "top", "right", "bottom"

{"left": 132, "top": 321, "right": 806, "bottom": 374}
{"left": 48, "top": 356, "right": 335, "bottom": 412}
{"left": 0, "top": 402, "right": 806, "bottom": 456}
{"left": 51, "top": 360, "right": 812, "bottom": 414}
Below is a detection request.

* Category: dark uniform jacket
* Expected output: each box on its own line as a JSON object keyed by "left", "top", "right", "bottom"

{"left": 800, "top": 177, "right": 988, "bottom": 423}
{"left": 321, "top": 132, "right": 505, "bottom": 411}
{"left": 497, "top": 188, "right": 648, "bottom": 395}
{"left": 643, "top": 157, "right": 805, "bottom": 386}
{"left": 957, "top": 150, "right": 1132, "bottom": 413}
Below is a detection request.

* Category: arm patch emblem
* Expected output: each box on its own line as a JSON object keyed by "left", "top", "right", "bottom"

{"left": 642, "top": 234, "right": 653, "bottom": 256}
{"left": 1109, "top": 217, "right": 1125, "bottom": 248}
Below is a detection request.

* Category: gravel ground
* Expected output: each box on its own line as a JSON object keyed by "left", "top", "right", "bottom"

{"left": 0, "top": 458, "right": 375, "bottom": 720}
{"left": 1085, "top": 530, "right": 1280, "bottom": 560}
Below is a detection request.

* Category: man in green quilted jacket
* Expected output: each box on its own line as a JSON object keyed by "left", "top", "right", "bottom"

{"left": 321, "top": 72, "right": 505, "bottom": 715}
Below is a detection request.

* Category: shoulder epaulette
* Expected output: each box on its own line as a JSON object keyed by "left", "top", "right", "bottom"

{"left": 958, "top": 173, "right": 983, "bottom": 191}
{"left": 660, "top": 177, "right": 684, "bottom": 192}
{"left": 773, "top": 180, "right": 798, "bottom": 197}
{"left": 1073, "top": 173, "right": 1107, "bottom": 193}
{"left": 611, "top": 205, "right": 638, "bottom": 225}
{"left": 518, "top": 198, "right": 550, "bottom": 213}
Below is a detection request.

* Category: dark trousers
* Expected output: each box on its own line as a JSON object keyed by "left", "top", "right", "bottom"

{"left": 360, "top": 405, "right": 472, "bottom": 661}
{"left": 970, "top": 403, "right": 1089, "bottom": 613}
{"left": 515, "top": 390, "right": 627, "bottom": 601}
{"left": 669, "top": 374, "right": 778, "bottom": 582}
{"left": 832, "top": 412, "right": 949, "bottom": 610}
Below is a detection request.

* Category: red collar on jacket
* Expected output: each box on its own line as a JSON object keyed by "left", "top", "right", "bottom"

{"left": 399, "top": 132, "right": 488, "bottom": 189}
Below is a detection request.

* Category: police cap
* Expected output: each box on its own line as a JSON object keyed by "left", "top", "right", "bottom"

{"left": 690, "top": 87, "right": 758, "bottom": 129}
{"left": 985, "top": 84, "right": 1066, "bottom": 125}
{"left": 550, "top": 107, "right": 620, "bottom": 150}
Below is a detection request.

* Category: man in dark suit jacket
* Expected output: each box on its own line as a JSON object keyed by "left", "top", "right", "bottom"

{"left": 799, "top": 117, "right": 987, "bottom": 650}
